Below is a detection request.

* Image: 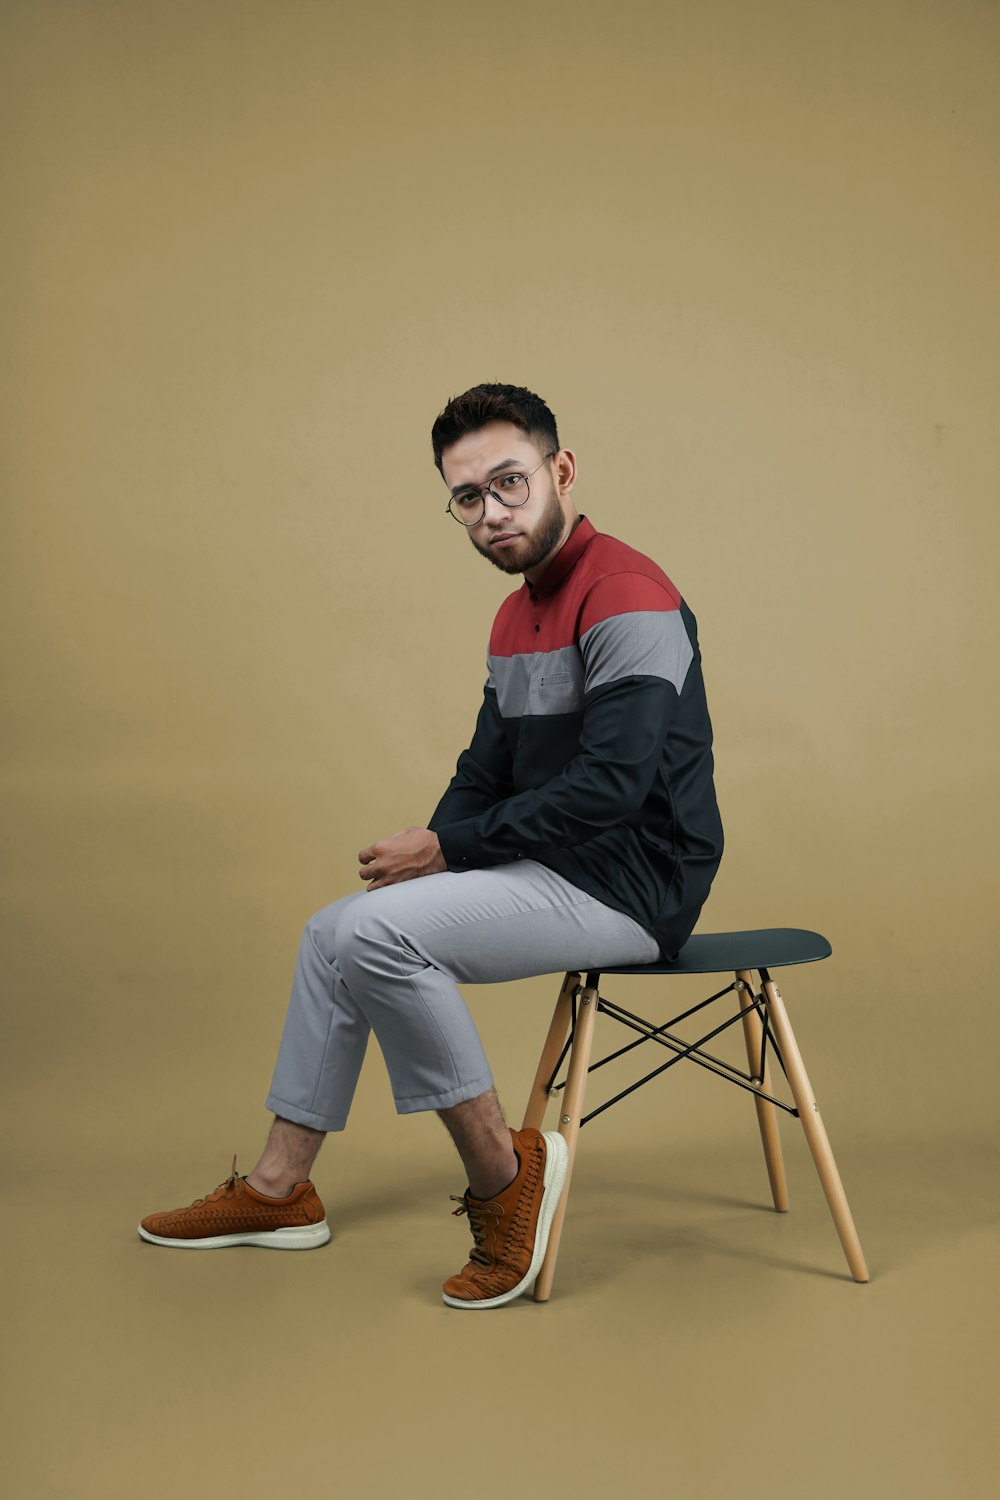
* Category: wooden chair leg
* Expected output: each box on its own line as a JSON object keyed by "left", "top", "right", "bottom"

{"left": 736, "top": 969, "right": 789, "bottom": 1212}
{"left": 521, "top": 971, "right": 580, "bottom": 1132}
{"left": 761, "top": 974, "right": 870, "bottom": 1282}
{"left": 532, "top": 975, "right": 601, "bottom": 1303}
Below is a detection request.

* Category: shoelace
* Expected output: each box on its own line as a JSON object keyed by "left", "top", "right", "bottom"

{"left": 187, "top": 1153, "right": 242, "bottom": 1209}
{"left": 450, "top": 1193, "right": 502, "bottom": 1267}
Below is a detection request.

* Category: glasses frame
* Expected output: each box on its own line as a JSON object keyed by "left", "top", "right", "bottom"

{"left": 445, "top": 450, "right": 558, "bottom": 526}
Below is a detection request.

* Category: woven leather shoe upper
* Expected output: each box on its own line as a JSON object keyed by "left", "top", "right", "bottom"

{"left": 444, "top": 1126, "right": 548, "bottom": 1303}
{"left": 141, "top": 1159, "right": 325, "bottom": 1240}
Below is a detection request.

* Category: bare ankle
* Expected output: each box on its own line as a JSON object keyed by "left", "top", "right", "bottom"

{"left": 469, "top": 1150, "right": 519, "bottom": 1202}
{"left": 438, "top": 1088, "right": 519, "bottom": 1201}
{"left": 246, "top": 1115, "right": 325, "bottom": 1197}
{"left": 245, "top": 1168, "right": 297, "bottom": 1197}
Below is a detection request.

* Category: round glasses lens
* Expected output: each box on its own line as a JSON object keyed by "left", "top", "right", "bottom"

{"left": 490, "top": 473, "right": 529, "bottom": 505}
{"left": 449, "top": 493, "right": 485, "bottom": 524}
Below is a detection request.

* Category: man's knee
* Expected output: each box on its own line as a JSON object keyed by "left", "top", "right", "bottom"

{"left": 334, "top": 888, "right": 430, "bottom": 981}
{"left": 303, "top": 890, "right": 366, "bottom": 966}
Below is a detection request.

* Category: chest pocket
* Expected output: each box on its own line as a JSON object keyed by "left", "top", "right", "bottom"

{"left": 525, "top": 655, "right": 584, "bottom": 717}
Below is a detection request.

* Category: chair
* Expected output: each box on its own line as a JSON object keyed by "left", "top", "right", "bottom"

{"left": 521, "top": 928, "right": 869, "bottom": 1299}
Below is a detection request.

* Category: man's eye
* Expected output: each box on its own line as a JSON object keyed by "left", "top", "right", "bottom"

{"left": 497, "top": 473, "right": 523, "bottom": 488}
{"left": 456, "top": 492, "right": 479, "bottom": 507}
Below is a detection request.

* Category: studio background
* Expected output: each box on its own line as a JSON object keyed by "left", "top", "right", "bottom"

{"left": 3, "top": 2, "right": 997, "bottom": 1496}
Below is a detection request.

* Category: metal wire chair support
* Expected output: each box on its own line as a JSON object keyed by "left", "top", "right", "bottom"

{"left": 542, "top": 973, "right": 800, "bottom": 1128}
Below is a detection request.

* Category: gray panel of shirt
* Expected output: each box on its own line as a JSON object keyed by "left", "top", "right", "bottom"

{"left": 489, "top": 610, "right": 692, "bottom": 718}
{"left": 581, "top": 609, "right": 693, "bottom": 693}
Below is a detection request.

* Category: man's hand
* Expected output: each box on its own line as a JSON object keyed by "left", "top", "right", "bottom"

{"left": 357, "top": 826, "right": 448, "bottom": 891}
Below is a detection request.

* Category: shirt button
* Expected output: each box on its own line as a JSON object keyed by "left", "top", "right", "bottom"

{"left": 534, "top": 623, "right": 540, "bottom": 632}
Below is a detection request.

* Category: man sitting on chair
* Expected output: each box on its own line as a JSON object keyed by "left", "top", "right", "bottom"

{"left": 138, "top": 382, "right": 725, "bottom": 1308}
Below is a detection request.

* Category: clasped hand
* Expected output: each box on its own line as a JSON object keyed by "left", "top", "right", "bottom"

{"left": 357, "top": 825, "right": 448, "bottom": 891}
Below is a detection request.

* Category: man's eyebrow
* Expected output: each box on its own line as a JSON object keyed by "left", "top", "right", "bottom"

{"left": 449, "top": 458, "right": 524, "bottom": 496}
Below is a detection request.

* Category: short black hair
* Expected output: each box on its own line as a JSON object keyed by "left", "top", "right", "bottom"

{"left": 431, "top": 383, "right": 559, "bottom": 476}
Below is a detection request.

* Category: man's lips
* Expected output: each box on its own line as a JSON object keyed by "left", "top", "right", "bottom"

{"left": 490, "top": 532, "right": 521, "bottom": 546}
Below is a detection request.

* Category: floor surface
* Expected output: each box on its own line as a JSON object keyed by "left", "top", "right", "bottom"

{"left": 6, "top": 1126, "right": 996, "bottom": 1498}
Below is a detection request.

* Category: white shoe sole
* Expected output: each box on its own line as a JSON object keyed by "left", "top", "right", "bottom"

{"left": 442, "top": 1131, "right": 570, "bottom": 1309}
{"left": 137, "top": 1219, "right": 331, "bottom": 1250}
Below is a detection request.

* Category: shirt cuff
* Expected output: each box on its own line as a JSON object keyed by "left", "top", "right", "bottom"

{"left": 435, "top": 824, "right": 478, "bottom": 871}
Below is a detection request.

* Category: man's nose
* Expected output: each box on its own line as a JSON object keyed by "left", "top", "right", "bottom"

{"left": 481, "top": 487, "right": 515, "bottom": 523}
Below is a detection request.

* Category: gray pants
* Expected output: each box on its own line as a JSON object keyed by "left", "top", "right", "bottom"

{"left": 265, "top": 859, "right": 662, "bottom": 1131}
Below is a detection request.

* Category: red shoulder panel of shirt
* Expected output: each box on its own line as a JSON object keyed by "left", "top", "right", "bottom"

{"left": 489, "top": 530, "right": 681, "bottom": 657}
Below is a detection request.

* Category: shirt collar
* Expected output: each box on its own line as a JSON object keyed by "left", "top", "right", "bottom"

{"left": 525, "top": 513, "right": 595, "bottom": 600}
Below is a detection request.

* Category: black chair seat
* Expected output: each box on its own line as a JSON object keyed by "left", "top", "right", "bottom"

{"left": 601, "top": 926, "right": 832, "bottom": 977}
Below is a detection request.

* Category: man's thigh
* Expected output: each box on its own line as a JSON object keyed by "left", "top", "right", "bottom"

{"left": 344, "top": 858, "right": 661, "bottom": 985}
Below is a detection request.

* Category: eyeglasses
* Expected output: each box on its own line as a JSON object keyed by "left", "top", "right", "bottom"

{"left": 445, "top": 451, "right": 558, "bottom": 526}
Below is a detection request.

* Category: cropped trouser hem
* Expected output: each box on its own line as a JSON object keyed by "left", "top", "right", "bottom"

{"left": 393, "top": 1069, "right": 496, "bottom": 1116}
{"left": 265, "top": 1092, "right": 350, "bottom": 1134}
{"left": 265, "top": 1066, "right": 497, "bottom": 1129}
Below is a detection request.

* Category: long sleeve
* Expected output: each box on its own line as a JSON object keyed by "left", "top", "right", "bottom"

{"left": 434, "top": 575, "right": 694, "bottom": 871}
{"left": 427, "top": 672, "right": 515, "bottom": 837}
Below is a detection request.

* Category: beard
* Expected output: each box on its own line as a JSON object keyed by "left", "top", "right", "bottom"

{"left": 468, "top": 487, "right": 569, "bottom": 577}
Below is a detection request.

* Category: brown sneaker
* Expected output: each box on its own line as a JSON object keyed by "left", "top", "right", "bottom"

{"left": 443, "top": 1126, "right": 569, "bottom": 1309}
{"left": 137, "top": 1155, "right": 331, "bottom": 1250}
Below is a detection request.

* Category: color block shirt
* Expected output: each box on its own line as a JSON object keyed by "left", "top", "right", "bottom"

{"left": 427, "top": 514, "right": 724, "bottom": 960}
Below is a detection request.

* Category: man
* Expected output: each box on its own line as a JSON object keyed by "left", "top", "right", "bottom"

{"left": 138, "top": 383, "right": 725, "bottom": 1308}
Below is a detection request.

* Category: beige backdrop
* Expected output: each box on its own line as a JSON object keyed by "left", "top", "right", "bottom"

{"left": 3, "top": 2, "right": 998, "bottom": 1497}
